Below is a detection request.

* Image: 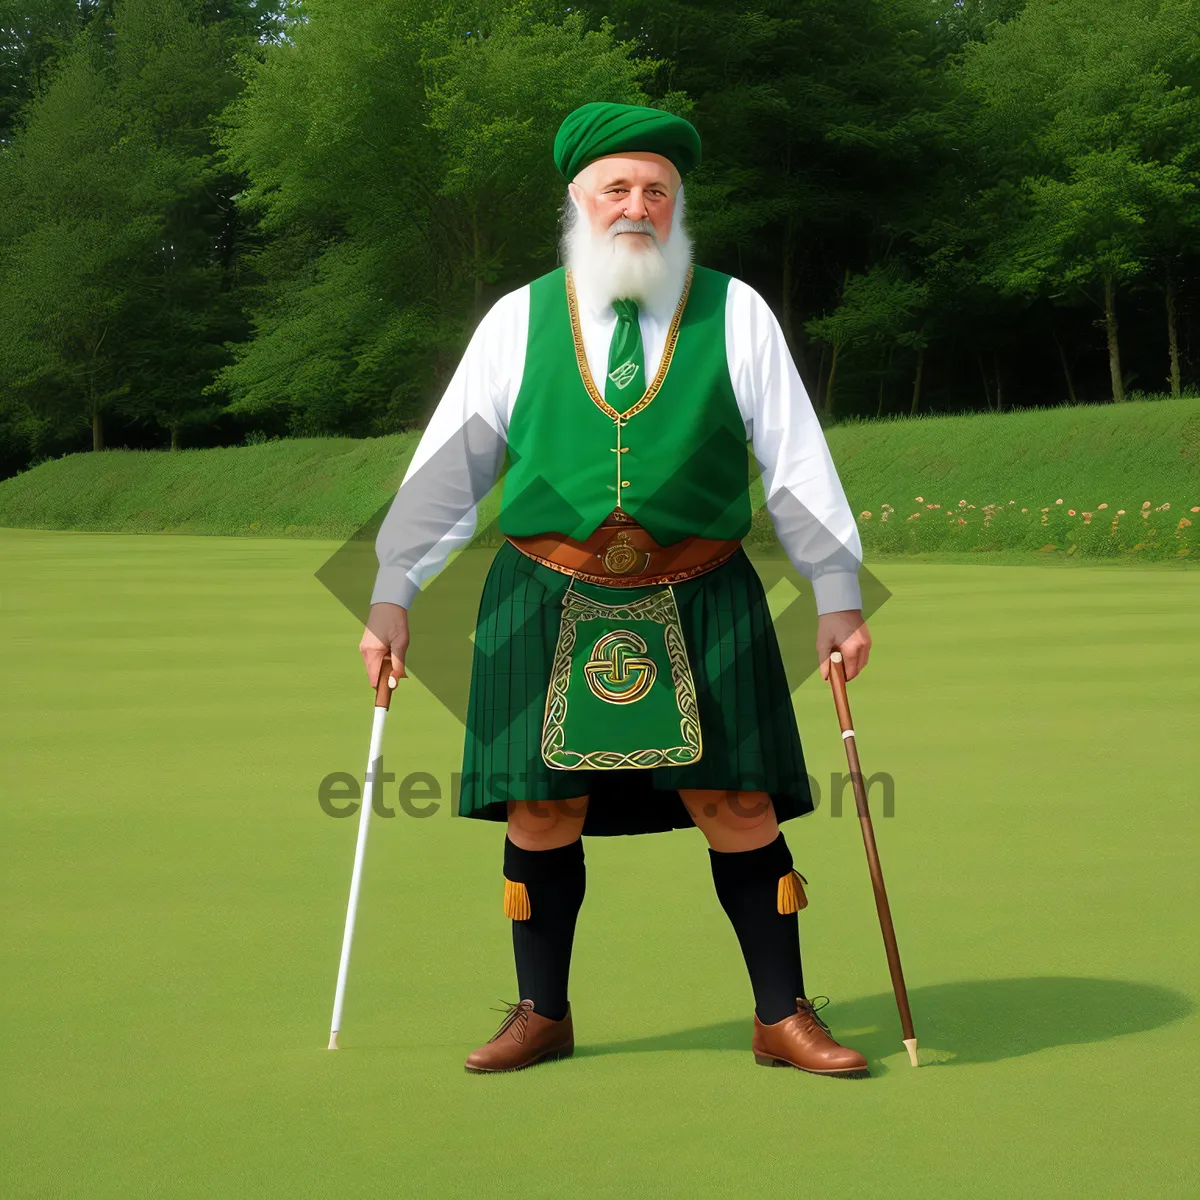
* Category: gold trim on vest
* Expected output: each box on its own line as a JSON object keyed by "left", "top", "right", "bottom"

{"left": 565, "top": 266, "right": 694, "bottom": 423}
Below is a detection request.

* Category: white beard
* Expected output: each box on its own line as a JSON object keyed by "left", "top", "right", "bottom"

{"left": 560, "top": 186, "right": 693, "bottom": 320}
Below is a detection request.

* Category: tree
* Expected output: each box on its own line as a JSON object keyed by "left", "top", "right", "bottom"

{"left": 0, "top": 0, "right": 268, "bottom": 452}
{"left": 957, "top": 0, "right": 1200, "bottom": 402}
{"left": 804, "top": 263, "right": 932, "bottom": 417}
{"left": 210, "top": 0, "right": 658, "bottom": 434}
{"left": 594, "top": 0, "right": 984, "bottom": 411}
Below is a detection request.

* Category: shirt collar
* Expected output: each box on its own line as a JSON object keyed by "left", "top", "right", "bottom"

{"left": 571, "top": 272, "right": 685, "bottom": 326}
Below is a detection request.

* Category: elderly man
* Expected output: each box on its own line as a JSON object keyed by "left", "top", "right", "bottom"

{"left": 361, "top": 102, "right": 871, "bottom": 1078}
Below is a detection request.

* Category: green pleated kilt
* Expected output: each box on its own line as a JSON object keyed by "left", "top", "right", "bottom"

{"left": 458, "top": 539, "right": 815, "bottom": 836}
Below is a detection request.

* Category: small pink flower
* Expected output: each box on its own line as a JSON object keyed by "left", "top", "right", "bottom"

{"left": 915, "top": 497, "right": 923, "bottom": 503}
{"left": 959, "top": 499, "right": 967, "bottom": 507}
{"left": 1098, "top": 503, "right": 1108, "bottom": 510}
{"left": 1041, "top": 507, "right": 1050, "bottom": 513}
{"left": 1142, "top": 501, "right": 1151, "bottom": 509}
{"left": 1056, "top": 499, "right": 1063, "bottom": 505}
{"left": 1068, "top": 510, "right": 1076, "bottom": 516}
{"left": 1117, "top": 510, "right": 1126, "bottom": 516}
{"left": 1021, "top": 508, "right": 1028, "bottom": 513}
{"left": 957, "top": 518, "right": 967, "bottom": 525}
{"left": 1159, "top": 503, "right": 1171, "bottom": 511}
{"left": 1191, "top": 506, "right": 1200, "bottom": 513}
{"left": 860, "top": 511, "right": 872, "bottom": 519}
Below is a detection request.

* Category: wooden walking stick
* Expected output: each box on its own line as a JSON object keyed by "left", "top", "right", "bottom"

{"left": 827, "top": 650, "right": 919, "bottom": 1066}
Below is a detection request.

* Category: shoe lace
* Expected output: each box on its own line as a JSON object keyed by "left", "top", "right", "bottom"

{"left": 796, "top": 995, "right": 833, "bottom": 1036}
{"left": 488, "top": 998, "right": 532, "bottom": 1044}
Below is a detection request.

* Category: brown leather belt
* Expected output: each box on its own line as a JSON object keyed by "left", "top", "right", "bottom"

{"left": 505, "top": 510, "right": 742, "bottom": 587}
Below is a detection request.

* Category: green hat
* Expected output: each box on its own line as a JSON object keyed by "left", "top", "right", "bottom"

{"left": 553, "top": 102, "right": 701, "bottom": 182}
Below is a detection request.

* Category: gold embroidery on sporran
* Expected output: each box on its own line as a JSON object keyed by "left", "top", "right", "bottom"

{"left": 541, "top": 584, "right": 701, "bottom": 770}
{"left": 584, "top": 630, "right": 657, "bottom": 704}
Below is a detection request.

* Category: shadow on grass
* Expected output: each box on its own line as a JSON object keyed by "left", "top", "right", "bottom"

{"left": 574, "top": 977, "right": 1194, "bottom": 1076}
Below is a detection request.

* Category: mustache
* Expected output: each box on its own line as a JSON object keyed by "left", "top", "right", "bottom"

{"left": 608, "top": 217, "right": 659, "bottom": 242}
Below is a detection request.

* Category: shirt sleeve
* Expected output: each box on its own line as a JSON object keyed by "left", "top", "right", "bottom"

{"left": 725, "top": 277, "right": 864, "bottom": 615}
{"left": 371, "top": 287, "right": 528, "bottom": 609}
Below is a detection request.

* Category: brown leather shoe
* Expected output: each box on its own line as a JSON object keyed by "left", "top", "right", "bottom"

{"left": 752, "top": 996, "right": 870, "bottom": 1078}
{"left": 464, "top": 999, "right": 574, "bottom": 1074}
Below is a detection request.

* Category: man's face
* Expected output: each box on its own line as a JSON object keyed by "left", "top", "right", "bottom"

{"left": 568, "top": 152, "right": 679, "bottom": 251}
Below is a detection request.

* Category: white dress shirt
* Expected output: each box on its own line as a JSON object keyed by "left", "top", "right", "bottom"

{"left": 372, "top": 273, "right": 863, "bottom": 615}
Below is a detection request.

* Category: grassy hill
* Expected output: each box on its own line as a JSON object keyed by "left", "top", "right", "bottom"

{"left": 1, "top": 396, "right": 1196, "bottom": 559}
{"left": 828, "top": 395, "right": 1198, "bottom": 510}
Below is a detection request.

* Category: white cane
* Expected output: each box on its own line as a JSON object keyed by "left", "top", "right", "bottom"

{"left": 328, "top": 655, "right": 396, "bottom": 1049}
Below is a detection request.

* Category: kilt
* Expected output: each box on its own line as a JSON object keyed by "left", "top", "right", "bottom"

{"left": 458, "top": 539, "right": 815, "bottom": 836}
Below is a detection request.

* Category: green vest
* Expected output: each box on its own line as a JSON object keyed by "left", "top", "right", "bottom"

{"left": 497, "top": 265, "right": 752, "bottom": 544}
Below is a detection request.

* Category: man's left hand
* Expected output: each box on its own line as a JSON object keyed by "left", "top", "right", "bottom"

{"left": 817, "top": 610, "right": 871, "bottom": 682}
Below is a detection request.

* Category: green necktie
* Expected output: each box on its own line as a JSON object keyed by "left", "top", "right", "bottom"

{"left": 605, "top": 298, "right": 646, "bottom": 408}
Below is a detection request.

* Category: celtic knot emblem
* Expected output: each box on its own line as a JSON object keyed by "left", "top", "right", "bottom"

{"left": 602, "top": 530, "right": 642, "bottom": 575}
{"left": 583, "top": 630, "right": 657, "bottom": 704}
{"left": 607, "top": 361, "right": 640, "bottom": 390}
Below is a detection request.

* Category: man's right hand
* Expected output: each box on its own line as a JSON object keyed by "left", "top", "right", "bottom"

{"left": 360, "top": 602, "right": 409, "bottom": 687}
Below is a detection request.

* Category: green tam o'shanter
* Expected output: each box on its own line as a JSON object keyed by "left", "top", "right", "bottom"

{"left": 553, "top": 102, "right": 701, "bottom": 182}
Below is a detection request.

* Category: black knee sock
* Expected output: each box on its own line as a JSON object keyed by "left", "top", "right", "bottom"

{"left": 503, "top": 835, "right": 586, "bottom": 1022}
{"left": 708, "top": 832, "right": 806, "bottom": 1025}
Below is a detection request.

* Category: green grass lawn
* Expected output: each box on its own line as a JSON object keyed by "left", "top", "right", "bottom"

{"left": 2, "top": 528, "right": 1197, "bottom": 1198}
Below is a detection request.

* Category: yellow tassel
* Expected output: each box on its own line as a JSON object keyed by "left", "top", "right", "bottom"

{"left": 503, "top": 877, "right": 531, "bottom": 920}
{"left": 777, "top": 870, "right": 809, "bottom": 914}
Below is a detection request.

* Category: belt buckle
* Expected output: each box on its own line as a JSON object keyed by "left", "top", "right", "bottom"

{"left": 601, "top": 530, "right": 644, "bottom": 577}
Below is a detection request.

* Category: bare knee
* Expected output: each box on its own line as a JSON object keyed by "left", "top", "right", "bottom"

{"left": 679, "top": 789, "right": 778, "bottom": 852}
{"left": 506, "top": 796, "right": 589, "bottom": 849}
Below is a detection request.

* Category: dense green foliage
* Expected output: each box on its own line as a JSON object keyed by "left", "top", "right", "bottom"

{"left": 2, "top": 0, "right": 1199, "bottom": 478}
{"left": 2, "top": 395, "right": 1195, "bottom": 559}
